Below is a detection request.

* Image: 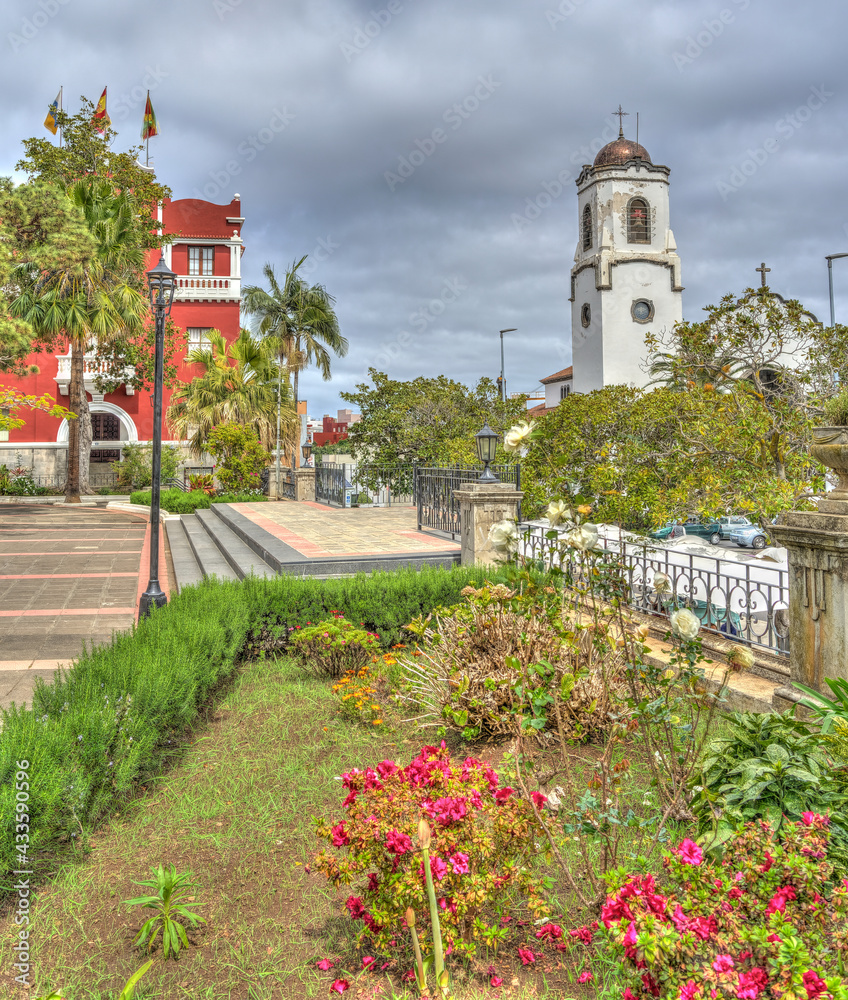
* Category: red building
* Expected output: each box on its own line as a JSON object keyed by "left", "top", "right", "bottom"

{"left": 0, "top": 193, "right": 245, "bottom": 480}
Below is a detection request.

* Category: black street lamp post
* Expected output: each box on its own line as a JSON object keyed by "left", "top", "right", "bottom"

{"left": 301, "top": 438, "right": 313, "bottom": 466}
{"left": 139, "top": 252, "right": 177, "bottom": 618}
{"left": 475, "top": 422, "right": 500, "bottom": 482}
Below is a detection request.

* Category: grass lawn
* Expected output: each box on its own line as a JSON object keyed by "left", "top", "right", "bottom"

{"left": 0, "top": 655, "right": 618, "bottom": 1000}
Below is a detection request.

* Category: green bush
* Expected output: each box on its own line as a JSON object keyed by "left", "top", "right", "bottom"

{"left": 112, "top": 443, "right": 180, "bottom": 490}
{"left": 212, "top": 492, "right": 268, "bottom": 504}
{"left": 129, "top": 489, "right": 211, "bottom": 514}
{"left": 206, "top": 424, "right": 269, "bottom": 494}
{"left": 0, "top": 579, "right": 253, "bottom": 895}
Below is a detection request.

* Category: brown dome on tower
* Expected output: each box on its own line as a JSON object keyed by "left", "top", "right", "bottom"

{"left": 593, "top": 134, "right": 651, "bottom": 167}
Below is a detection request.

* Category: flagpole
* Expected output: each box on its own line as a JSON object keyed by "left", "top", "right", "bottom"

{"left": 58, "top": 85, "right": 63, "bottom": 148}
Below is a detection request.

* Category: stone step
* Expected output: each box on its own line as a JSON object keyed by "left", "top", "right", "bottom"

{"left": 163, "top": 519, "right": 204, "bottom": 593}
{"left": 180, "top": 515, "right": 239, "bottom": 582}
{"left": 195, "top": 509, "right": 277, "bottom": 579}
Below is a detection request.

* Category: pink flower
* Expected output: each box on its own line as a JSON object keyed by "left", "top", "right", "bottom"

{"left": 759, "top": 851, "right": 774, "bottom": 872}
{"left": 316, "top": 959, "right": 334, "bottom": 971}
{"left": 490, "top": 975, "right": 504, "bottom": 987}
{"left": 386, "top": 829, "right": 413, "bottom": 855}
{"left": 578, "top": 970, "right": 594, "bottom": 983}
{"left": 367, "top": 872, "right": 380, "bottom": 893}
{"left": 737, "top": 968, "right": 768, "bottom": 1000}
{"left": 712, "top": 955, "right": 734, "bottom": 974}
{"left": 495, "top": 787, "right": 514, "bottom": 804}
{"left": 535, "top": 923, "right": 563, "bottom": 941}
{"left": 803, "top": 971, "right": 828, "bottom": 999}
{"left": 623, "top": 991, "right": 637, "bottom": 1000}
{"left": 361, "top": 956, "right": 375, "bottom": 970}
{"left": 450, "top": 852, "right": 470, "bottom": 875}
{"left": 531, "top": 790, "right": 548, "bottom": 810}
{"left": 376, "top": 759, "right": 398, "bottom": 779}
{"left": 402, "top": 970, "right": 415, "bottom": 982}
{"left": 430, "top": 856, "right": 448, "bottom": 880}
{"left": 674, "top": 839, "right": 703, "bottom": 866}
{"left": 518, "top": 946, "right": 536, "bottom": 965}
{"left": 330, "top": 980, "right": 350, "bottom": 994}
{"left": 679, "top": 981, "right": 701, "bottom": 1000}
{"left": 345, "top": 896, "right": 366, "bottom": 919}
{"left": 569, "top": 924, "right": 594, "bottom": 944}
{"left": 801, "top": 812, "right": 829, "bottom": 828}
{"left": 767, "top": 933, "right": 782, "bottom": 944}
{"left": 330, "top": 821, "right": 349, "bottom": 847}
{"left": 766, "top": 885, "right": 797, "bottom": 915}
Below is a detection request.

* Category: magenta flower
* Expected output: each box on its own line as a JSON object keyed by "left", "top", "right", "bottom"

{"left": 535, "top": 923, "right": 563, "bottom": 941}
{"left": 569, "top": 924, "right": 595, "bottom": 944}
{"left": 316, "top": 959, "right": 334, "bottom": 971}
{"left": 766, "top": 885, "right": 797, "bottom": 915}
{"left": 330, "top": 979, "right": 349, "bottom": 994}
{"left": 345, "top": 896, "right": 366, "bottom": 919}
{"left": 712, "top": 955, "right": 734, "bottom": 974}
{"left": 517, "top": 946, "right": 536, "bottom": 965}
{"left": 531, "top": 790, "right": 548, "bottom": 810}
{"left": 490, "top": 975, "right": 504, "bottom": 987}
{"left": 678, "top": 981, "right": 700, "bottom": 1000}
{"left": 674, "top": 838, "right": 703, "bottom": 866}
{"left": 494, "top": 787, "right": 514, "bottom": 804}
{"left": 801, "top": 811, "right": 829, "bottom": 828}
{"left": 737, "top": 968, "right": 768, "bottom": 1000}
{"left": 450, "top": 852, "right": 469, "bottom": 875}
{"left": 803, "top": 970, "right": 828, "bottom": 999}
{"left": 429, "top": 856, "right": 448, "bottom": 881}
{"left": 330, "top": 821, "right": 349, "bottom": 847}
{"left": 578, "top": 970, "right": 593, "bottom": 983}
{"left": 361, "top": 956, "right": 375, "bottom": 970}
{"left": 385, "top": 829, "right": 413, "bottom": 855}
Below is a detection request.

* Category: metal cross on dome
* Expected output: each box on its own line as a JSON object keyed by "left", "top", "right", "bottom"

{"left": 612, "top": 105, "right": 630, "bottom": 136}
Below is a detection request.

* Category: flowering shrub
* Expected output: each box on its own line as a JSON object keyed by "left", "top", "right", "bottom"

{"left": 288, "top": 615, "right": 380, "bottom": 679}
{"left": 313, "top": 743, "right": 551, "bottom": 961}
{"left": 591, "top": 817, "right": 848, "bottom": 999}
{"left": 331, "top": 665, "right": 383, "bottom": 727}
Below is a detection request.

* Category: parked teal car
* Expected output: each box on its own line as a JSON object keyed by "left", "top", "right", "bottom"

{"left": 650, "top": 514, "right": 722, "bottom": 545}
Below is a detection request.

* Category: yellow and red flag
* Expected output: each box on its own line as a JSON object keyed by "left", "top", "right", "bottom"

{"left": 44, "top": 87, "right": 62, "bottom": 135}
{"left": 92, "top": 87, "right": 110, "bottom": 133}
{"left": 141, "top": 91, "right": 159, "bottom": 140}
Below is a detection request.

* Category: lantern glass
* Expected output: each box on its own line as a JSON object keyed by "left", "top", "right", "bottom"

{"left": 475, "top": 422, "right": 499, "bottom": 464}
{"left": 146, "top": 253, "right": 178, "bottom": 317}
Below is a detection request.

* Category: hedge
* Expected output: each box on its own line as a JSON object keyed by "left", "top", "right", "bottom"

{"left": 0, "top": 564, "right": 498, "bottom": 894}
{"left": 129, "top": 488, "right": 211, "bottom": 513}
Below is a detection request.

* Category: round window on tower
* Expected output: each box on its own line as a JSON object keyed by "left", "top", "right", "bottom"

{"left": 580, "top": 303, "right": 591, "bottom": 328}
{"left": 631, "top": 299, "right": 654, "bottom": 324}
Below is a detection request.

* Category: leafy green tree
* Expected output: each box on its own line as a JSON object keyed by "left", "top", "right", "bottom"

{"left": 205, "top": 424, "right": 270, "bottom": 493}
{"left": 167, "top": 328, "right": 294, "bottom": 458}
{"left": 340, "top": 370, "right": 527, "bottom": 466}
{"left": 521, "top": 384, "right": 821, "bottom": 529}
{"left": 242, "top": 257, "right": 347, "bottom": 461}
{"left": 10, "top": 179, "right": 148, "bottom": 501}
{"left": 647, "top": 286, "right": 848, "bottom": 480}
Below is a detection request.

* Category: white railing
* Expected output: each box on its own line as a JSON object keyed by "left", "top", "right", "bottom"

{"left": 54, "top": 353, "right": 135, "bottom": 396}
{"left": 175, "top": 275, "right": 240, "bottom": 300}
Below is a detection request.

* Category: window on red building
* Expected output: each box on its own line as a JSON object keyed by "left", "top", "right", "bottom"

{"left": 188, "top": 247, "right": 214, "bottom": 276}
{"left": 187, "top": 328, "right": 213, "bottom": 350}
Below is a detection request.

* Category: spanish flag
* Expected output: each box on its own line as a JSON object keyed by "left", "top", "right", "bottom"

{"left": 141, "top": 91, "right": 159, "bottom": 140}
{"left": 44, "top": 87, "right": 62, "bottom": 135}
{"left": 92, "top": 87, "right": 110, "bottom": 133}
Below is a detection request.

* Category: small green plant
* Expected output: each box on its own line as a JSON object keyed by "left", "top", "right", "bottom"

{"left": 795, "top": 677, "right": 848, "bottom": 763}
{"left": 33, "top": 960, "right": 154, "bottom": 999}
{"left": 188, "top": 472, "right": 216, "bottom": 496}
{"left": 205, "top": 423, "right": 270, "bottom": 493}
{"left": 691, "top": 710, "right": 848, "bottom": 864}
{"left": 822, "top": 387, "right": 848, "bottom": 426}
{"left": 418, "top": 816, "right": 449, "bottom": 997}
{"left": 288, "top": 614, "right": 380, "bottom": 679}
{"left": 124, "top": 864, "right": 206, "bottom": 960}
{"left": 113, "top": 442, "right": 179, "bottom": 490}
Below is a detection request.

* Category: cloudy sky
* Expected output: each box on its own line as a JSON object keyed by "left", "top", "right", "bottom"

{"left": 1, "top": 0, "right": 846, "bottom": 416}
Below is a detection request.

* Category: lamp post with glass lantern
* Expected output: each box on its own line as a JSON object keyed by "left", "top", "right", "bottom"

{"left": 499, "top": 328, "right": 517, "bottom": 402}
{"left": 301, "top": 438, "right": 313, "bottom": 467}
{"left": 139, "top": 252, "right": 177, "bottom": 618}
{"left": 475, "top": 422, "right": 499, "bottom": 482}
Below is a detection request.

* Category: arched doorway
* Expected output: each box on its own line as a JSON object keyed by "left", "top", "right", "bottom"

{"left": 57, "top": 403, "right": 138, "bottom": 464}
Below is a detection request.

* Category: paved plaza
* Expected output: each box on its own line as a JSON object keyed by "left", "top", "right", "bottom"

{"left": 0, "top": 504, "right": 153, "bottom": 712}
{"left": 233, "top": 500, "right": 460, "bottom": 557}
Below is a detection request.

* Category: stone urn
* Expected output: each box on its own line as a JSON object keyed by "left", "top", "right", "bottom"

{"left": 811, "top": 426, "right": 848, "bottom": 501}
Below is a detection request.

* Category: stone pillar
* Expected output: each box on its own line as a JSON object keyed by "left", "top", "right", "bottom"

{"left": 295, "top": 467, "right": 316, "bottom": 502}
{"left": 453, "top": 481, "right": 524, "bottom": 568}
{"left": 771, "top": 500, "right": 848, "bottom": 697}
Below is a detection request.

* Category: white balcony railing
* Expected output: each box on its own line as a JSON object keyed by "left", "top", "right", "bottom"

{"left": 54, "top": 352, "right": 135, "bottom": 396}
{"left": 175, "top": 275, "right": 241, "bottom": 301}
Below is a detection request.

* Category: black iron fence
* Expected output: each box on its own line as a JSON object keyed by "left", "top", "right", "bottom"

{"left": 316, "top": 463, "right": 348, "bottom": 506}
{"left": 520, "top": 523, "right": 790, "bottom": 656}
{"left": 416, "top": 465, "right": 521, "bottom": 540}
{"left": 349, "top": 463, "right": 416, "bottom": 507}
{"left": 275, "top": 467, "right": 295, "bottom": 501}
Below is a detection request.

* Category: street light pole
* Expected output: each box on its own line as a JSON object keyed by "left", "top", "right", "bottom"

{"left": 825, "top": 254, "right": 848, "bottom": 389}
{"left": 499, "top": 328, "right": 517, "bottom": 402}
{"left": 139, "top": 253, "right": 177, "bottom": 619}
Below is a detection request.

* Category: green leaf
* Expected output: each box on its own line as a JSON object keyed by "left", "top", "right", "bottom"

{"left": 765, "top": 743, "right": 790, "bottom": 765}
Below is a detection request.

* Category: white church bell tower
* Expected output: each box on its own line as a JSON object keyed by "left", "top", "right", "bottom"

{"left": 570, "top": 110, "right": 683, "bottom": 393}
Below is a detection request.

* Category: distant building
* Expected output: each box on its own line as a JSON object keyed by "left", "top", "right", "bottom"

{"left": 540, "top": 366, "right": 574, "bottom": 411}
{"left": 2, "top": 193, "right": 245, "bottom": 478}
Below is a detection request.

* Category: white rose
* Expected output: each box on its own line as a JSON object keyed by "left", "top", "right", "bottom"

{"left": 546, "top": 499, "right": 572, "bottom": 527}
{"left": 653, "top": 572, "right": 671, "bottom": 594}
{"left": 726, "top": 645, "right": 755, "bottom": 672}
{"left": 503, "top": 422, "right": 533, "bottom": 453}
{"left": 488, "top": 519, "right": 519, "bottom": 553}
{"left": 670, "top": 607, "right": 700, "bottom": 641}
{"left": 565, "top": 523, "right": 599, "bottom": 551}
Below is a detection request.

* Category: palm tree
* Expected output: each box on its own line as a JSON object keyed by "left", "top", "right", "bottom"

{"left": 242, "top": 257, "right": 347, "bottom": 470}
{"left": 166, "top": 328, "right": 296, "bottom": 458}
{"left": 11, "top": 178, "right": 147, "bottom": 502}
